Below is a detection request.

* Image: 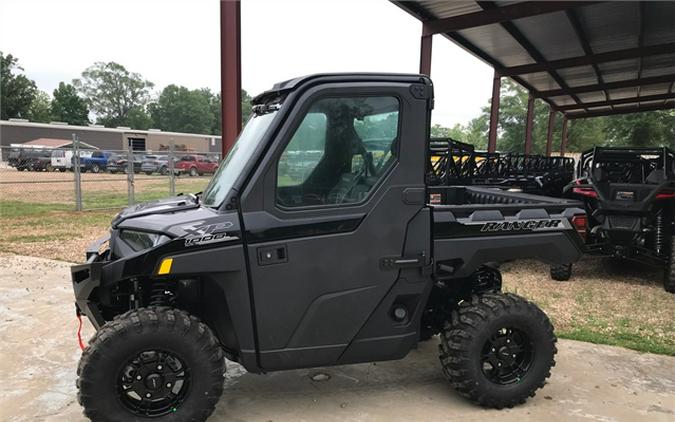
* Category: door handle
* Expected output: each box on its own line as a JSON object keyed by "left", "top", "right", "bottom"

{"left": 257, "top": 245, "right": 288, "bottom": 266}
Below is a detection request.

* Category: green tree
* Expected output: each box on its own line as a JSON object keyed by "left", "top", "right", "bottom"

{"left": 241, "top": 89, "right": 253, "bottom": 124}
{"left": 0, "top": 52, "right": 38, "bottom": 120}
{"left": 74, "top": 61, "right": 153, "bottom": 127}
{"left": 202, "top": 89, "right": 253, "bottom": 135}
{"left": 603, "top": 110, "right": 675, "bottom": 149}
{"left": 50, "top": 82, "right": 90, "bottom": 125}
{"left": 25, "top": 90, "right": 52, "bottom": 123}
{"left": 430, "top": 123, "right": 467, "bottom": 140}
{"left": 149, "top": 85, "right": 214, "bottom": 134}
{"left": 125, "top": 106, "right": 153, "bottom": 130}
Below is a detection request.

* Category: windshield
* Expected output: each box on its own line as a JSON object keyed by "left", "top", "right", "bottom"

{"left": 202, "top": 111, "right": 278, "bottom": 207}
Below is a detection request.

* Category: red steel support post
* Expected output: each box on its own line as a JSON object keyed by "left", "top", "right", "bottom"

{"left": 487, "top": 70, "right": 501, "bottom": 153}
{"left": 524, "top": 93, "right": 535, "bottom": 155}
{"left": 221, "top": 0, "right": 242, "bottom": 157}
{"left": 545, "top": 108, "right": 556, "bottom": 156}
{"left": 560, "top": 116, "right": 569, "bottom": 156}
{"left": 420, "top": 32, "right": 433, "bottom": 75}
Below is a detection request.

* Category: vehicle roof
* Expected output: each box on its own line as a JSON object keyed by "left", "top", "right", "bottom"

{"left": 252, "top": 73, "right": 431, "bottom": 104}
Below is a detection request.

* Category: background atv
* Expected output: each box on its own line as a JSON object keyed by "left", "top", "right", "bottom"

{"left": 553, "top": 147, "right": 675, "bottom": 292}
{"left": 71, "top": 74, "right": 584, "bottom": 421}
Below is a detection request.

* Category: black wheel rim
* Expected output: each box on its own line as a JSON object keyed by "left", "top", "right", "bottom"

{"left": 117, "top": 349, "right": 190, "bottom": 417}
{"left": 480, "top": 327, "right": 534, "bottom": 385}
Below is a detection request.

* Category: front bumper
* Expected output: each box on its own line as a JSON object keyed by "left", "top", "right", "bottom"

{"left": 71, "top": 235, "right": 110, "bottom": 329}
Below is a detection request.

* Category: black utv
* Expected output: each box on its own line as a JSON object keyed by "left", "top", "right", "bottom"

{"left": 551, "top": 147, "right": 675, "bottom": 292}
{"left": 71, "top": 74, "right": 586, "bottom": 421}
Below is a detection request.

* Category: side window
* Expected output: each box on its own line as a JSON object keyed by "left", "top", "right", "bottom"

{"left": 278, "top": 112, "right": 327, "bottom": 187}
{"left": 276, "top": 96, "right": 399, "bottom": 208}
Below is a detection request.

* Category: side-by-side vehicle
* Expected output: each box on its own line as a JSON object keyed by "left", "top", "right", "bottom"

{"left": 71, "top": 74, "right": 586, "bottom": 421}
{"left": 556, "top": 147, "right": 675, "bottom": 291}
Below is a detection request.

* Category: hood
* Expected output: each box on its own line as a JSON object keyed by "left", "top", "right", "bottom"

{"left": 112, "top": 195, "right": 200, "bottom": 228}
{"left": 112, "top": 196, "right": 240, "bottom": 237}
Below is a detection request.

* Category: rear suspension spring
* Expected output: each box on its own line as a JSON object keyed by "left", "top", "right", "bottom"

{"left": 655, "top": 210, "right": 666, "bottom": 257}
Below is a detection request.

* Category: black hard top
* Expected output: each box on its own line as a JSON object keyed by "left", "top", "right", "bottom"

{"left": 252, "top": 73, "right": 431, "bottom": 104}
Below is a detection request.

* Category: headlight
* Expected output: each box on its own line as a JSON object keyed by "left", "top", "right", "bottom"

{"left": 119, "top": 230, "right": 171, "bottom": 252}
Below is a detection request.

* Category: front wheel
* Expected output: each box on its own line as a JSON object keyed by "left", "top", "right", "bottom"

{"left": 439, "top": 293, "right": 557, "bottom": 409}
{"left": 189, "top": 167, "right": 198, "bottom": 177}
{"left": 77, "top": 307, "right": 225, "bottom": 422}
{"left": 91, "top": 164, "right": 101, "bottom": 173}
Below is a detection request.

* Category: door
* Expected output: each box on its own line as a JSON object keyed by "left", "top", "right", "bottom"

{"left": 239, "top": 81, "right": 432, "bottom": 370}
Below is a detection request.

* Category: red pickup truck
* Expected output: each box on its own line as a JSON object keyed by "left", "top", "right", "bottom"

{"left": 175, "top": 154, "right": 219, "bottom": 176}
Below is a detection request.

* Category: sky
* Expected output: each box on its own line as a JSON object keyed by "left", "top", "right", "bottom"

{"left": 0, "top": 0, "right": 494, "bottom": 127}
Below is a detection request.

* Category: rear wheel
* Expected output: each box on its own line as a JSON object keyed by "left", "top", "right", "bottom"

{"left": 664, "top": 236, "right": 675, "bottom": 294}
{"left": 439, "top": 293, "right": 556, "bottom": 409}
{"left": 160, "top": 166, "right": 169, "bottom": 176}
{"left": 77, "top": 307, "right": 224, "bottom": 422}
{"left": 550, "top": 263, "right": 572, "bottom": 281}
{"left": 145, "top": 171, "right": 154, "bottom": 175}
{"left": 91, "top": 164, "right": 101, "bottom": 173}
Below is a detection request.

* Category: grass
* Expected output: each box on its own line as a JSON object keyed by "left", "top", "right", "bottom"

{"left": 1, "top": 197, "right": 673, "bottom": 356}
{"left": 502, "top": 259, "right": 675, "bottom": 356}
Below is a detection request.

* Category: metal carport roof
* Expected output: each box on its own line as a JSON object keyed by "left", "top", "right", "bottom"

{"left": 391, "top": 1, "right": 675, "bottom": 154}
{"left": 393, "top": 1, "right": 675, "bottom": 118}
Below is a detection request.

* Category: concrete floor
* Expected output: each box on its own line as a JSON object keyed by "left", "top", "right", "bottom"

{"left": 1, "top": 254, "right": 673, "bottom": 422}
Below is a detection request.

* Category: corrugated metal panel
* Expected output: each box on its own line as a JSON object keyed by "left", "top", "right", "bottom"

{"left": 588, "top": 106, "right": 612, "bottom": 112}
{"left": 608, "top": 88, "right": 640, "bottom": 99}
{"left": 416, "top": 0, "right": 481, "bottom": 20}
{"left": 577, "top": 2, "right": 640, "bottom": 54}
{"left": 575, "top": 92, "right": 607, "bottom": 103}
{"left": 597, "top": 59, "right": 640, "bottom": 83}
{"left": 550, "top": 95, "right": 576, "bottom": 107}
{"left": 643, "top": 2, "right": 675, "bottom": 45}
{"left": 640, "top": 54, "right": 675, "bottom": 78}
{"left": 639, "top": 83, "right": 672, "bottom": 96}
{"left": 512, "top": 11, "right": 585, "bottom": 61}
{"left": 517, "top": 71, "right": 560, "bottom": 91}
{"left": 457, "top": 24, "right": 534, "bottom": 66}
{"left": 640, "top": 99, "right": 669, "bottom": 107}
{"left": 556, "top": 65, "right": 599, "bottom": 88}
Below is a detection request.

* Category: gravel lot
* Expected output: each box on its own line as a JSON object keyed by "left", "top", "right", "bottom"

{"left": 1, "top": 254, "right": 674, "bottom": 422}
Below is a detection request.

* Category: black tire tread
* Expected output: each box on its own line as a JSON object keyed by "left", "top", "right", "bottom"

{"left": 550, "top": 264, "right": 572, "bottom": 281}
{"left": 438, "top": 292, "right": 557, "bottom": 409}
{"left": 77, "top": 306, "right": 224, "bottom": 422}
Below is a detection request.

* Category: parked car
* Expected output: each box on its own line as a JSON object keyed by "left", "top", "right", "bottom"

{"left": 141, "top": 154, "right": 174, "bottom": 175}
{"left": 75, "top": 150, "right": 110, "bottom": 173}
{"left": 9, "top": 148, "right": 52, "bottom": 171}
{"left": 107, "top": 153, "right": 143, "bottom": 174}
{"left": 175, "top": 154, "right": 219, "bottom": 176}
{"left": 51, "top": 149, "right": 70, "bottom": 171}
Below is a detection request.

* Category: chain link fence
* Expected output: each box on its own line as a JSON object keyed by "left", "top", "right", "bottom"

{"left": 0, "top": 136, "right": 220, "bottom": 211}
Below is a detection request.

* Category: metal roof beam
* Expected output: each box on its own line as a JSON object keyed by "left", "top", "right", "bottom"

{"left": 536, "top": 74, "right": 675, "bottom": 97}
{"left": 422, "top": 1, "right": 598, "bottom": 35}
{"left": 567, "top": 102, "right": 675, "bottom": 119}
{"left": 500, "top": 42, "right": 675, "bottom": 76}
{"left": 556, "top": 93, "right": 675, "bottom": 111}
{"left": 565, "top": 9, "right": 611, "bottom": 105}
{"left": 478, "top": 1, "right": 586, "bottom": 109}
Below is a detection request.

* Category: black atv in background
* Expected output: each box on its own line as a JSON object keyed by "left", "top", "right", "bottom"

{"left": 551, "top": 147, "right": 675, "bottom": 292}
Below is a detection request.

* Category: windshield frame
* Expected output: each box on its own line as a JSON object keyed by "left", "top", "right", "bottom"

{"left": 201, "top": 109, "right": 281, "bottom": 208}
